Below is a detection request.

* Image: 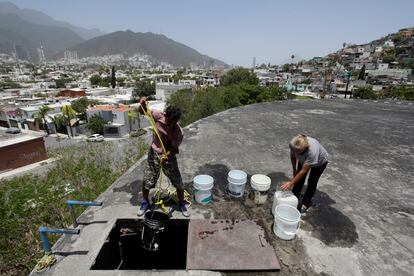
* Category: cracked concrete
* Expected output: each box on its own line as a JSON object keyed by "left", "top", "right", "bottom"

{"left": 32, "top": 99, "right": 414, "bottom": 276}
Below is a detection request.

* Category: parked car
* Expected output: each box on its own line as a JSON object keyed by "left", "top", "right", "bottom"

{"left": 87, "top": 134, "right": 104, "bottom": 142}
{"left": 5, "top": 127, "right": 21, "bottom": 134}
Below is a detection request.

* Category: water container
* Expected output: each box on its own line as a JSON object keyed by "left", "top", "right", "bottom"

{"left": 273, "top": 204, "right": 301, "bottom": 240}
{"left": 193, "top": 175, "right": 214, "bottom": 204}
{"left": 249, "top": 174, "right": 271, "bottom": 204}
{"left": 272, "top": 191, "right": 298, "bottom": 215}
{"left": 227, "top": 170, "right": 247, "bottom": 197}
{"left": 141, "top": 211, "right": 169, "bottom": 251}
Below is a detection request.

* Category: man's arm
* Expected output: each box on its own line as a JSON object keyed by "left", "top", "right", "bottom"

{"left": 138, "top": 97, "right": 150, "bottom": 115}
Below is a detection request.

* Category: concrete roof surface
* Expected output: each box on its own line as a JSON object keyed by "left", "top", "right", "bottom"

{"left": 32, "top": 99, "right": 414, "bottom": 276}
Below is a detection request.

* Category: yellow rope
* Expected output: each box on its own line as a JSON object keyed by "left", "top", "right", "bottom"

{"left": 34, "top": 254, "right": 56, "bottom": 272}
{"left": 140, "top": 103, "right": 172, "bottom": 213}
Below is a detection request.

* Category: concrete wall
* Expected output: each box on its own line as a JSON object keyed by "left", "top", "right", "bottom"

{"left": 103, "top": 124, "right": 128, "bottom": 138}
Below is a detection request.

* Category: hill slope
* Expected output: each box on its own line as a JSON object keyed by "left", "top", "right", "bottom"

{"left": 0, "top": 1, "right": 105, "bottom": 40}
{"left": 58, "top": 30, "right": 228, "bottom": 67}
{"left": 0, "top": 13, "right": 84, "bottom": 60}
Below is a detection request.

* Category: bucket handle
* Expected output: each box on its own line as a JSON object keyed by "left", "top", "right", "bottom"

{"left": 281, "top": 220, "right": 300, "bottom": 236}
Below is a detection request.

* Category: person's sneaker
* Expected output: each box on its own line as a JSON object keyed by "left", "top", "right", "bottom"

{"left": 300, "top": 205, "right": 310, "bottom": 214}
{"left": 179, "top": 202, "right": 190, "bottom": 217}
{"left": 137, "top": 201, "right": 150, "bottom": 216}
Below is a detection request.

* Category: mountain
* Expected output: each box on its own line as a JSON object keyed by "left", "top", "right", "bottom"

{"left": 56, "top": 30, "right": 228, "bottom": 67}
{"left": 0, "top": 1, "right": 105, "bottom": 40}
{"left": 0, "top": 13, "right": 84, "bottom": 60}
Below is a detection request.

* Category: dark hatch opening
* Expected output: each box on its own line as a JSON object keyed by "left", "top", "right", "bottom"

{"left": 91, "top": 218, "right": 189, "bottom": 270}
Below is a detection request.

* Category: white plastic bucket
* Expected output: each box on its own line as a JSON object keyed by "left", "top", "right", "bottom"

{"left": 228, "top": 170, "right": 247, "bottom": 183}
{"left": 250, "top": 174, "right": 271, "bottom": 204}
{"left": 227, "top": 170, "right": 247, "bottom": 197}
{"left": 193, "top": 175, "right": 214, "bottom": 204}
{"left": 273, "top": 204, "right": 301, "bottom": 240}
{"left": 272, "top": 191, "right": 298, "bottom": 216}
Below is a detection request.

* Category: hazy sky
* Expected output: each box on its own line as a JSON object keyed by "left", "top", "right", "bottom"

{"left": 6, "top": 0, "right": 414, "bottom": 66}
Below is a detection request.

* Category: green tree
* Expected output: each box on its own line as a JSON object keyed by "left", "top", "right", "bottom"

{"left": 358, "top": 64, "right": 366, "bottom": 80}
{"left": 71, "top": 97, "right": 90, "bottom": 120}
{"left": 117, "top": 77, "right": 126, "bottom": 87}
{"left": 111, "top": 66, "right": 116, "bottom": 88}
{"left": 87, "top": 114, "right": 107, "bottom": 134}
{"left": 220, "top": 68, "right": 259, "bottom": 86}
{"left": 51, "top": 114, "right": 65, "bottom": 135}
{"left": 353, "top": 85, "right": 376, "bottom": 99}
{"left": 55, "top": 78, "right": 67, "bottom": 88}
{"left": 33, "top": 105, "right": 51, "bottom": 135}
{"left": 384, "top": 85, "right": 414, "bottom": 100}
{"left": 256, "top": 85, "right": 288, "bottom": 102}
{"left": 34, "top": 92, "right": 47, "bottom": 98}
{"left": 392, "top": 33, "right": 404, "bottom": 44}
{"left": 132, "top": 80, "right": 155, "bottom": 99}
{"left": 90, "top": 74, "right": 102, "bottom": 86}
{"left": 99, "top": 77, "right": 111, "bottom": 87}
{"left": 172, "top": 70, "right": 184, "bottom": 83}
{"left": 382, "top": 55, "right": 395, "bottom": 64}
{"left": 62, "top": 105, "right": 77, "bottom": 137}
{"left": 403, "top": 58, "right": 414, "bottom": 69}
{"left": 282, "top": 64, "right": 291, "bottom": 72}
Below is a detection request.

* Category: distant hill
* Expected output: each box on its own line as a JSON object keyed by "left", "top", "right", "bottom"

{"left": 0, "top": 13, "right": 84, "bottom": 60}
{"left": 0, "top": 1, "right": 105, "bottom": 40}
{"left": 57, "top": 30, "right": 228, "bottom": 67}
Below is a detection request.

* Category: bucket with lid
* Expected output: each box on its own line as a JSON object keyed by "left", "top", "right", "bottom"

{"left": 272, "top": 190, "right": 298, "bottom": 215}
{"left": 249, "top": 174, "right": 271, "bottom": 204}
{"left": 273, "top": 204, "right": 301, "bottom": 240}
{"left": 227, "top": 170, "right": 247, "bottom": 197}
{"left": 141, "top": 211, "right": 170, "bottom": 251}
{"left": 193, "top": 174, "right": 214, "bottom": 204}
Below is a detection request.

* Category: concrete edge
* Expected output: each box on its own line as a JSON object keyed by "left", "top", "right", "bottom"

{"left": 30, "top": 154, "right": 149, "bottom": 274}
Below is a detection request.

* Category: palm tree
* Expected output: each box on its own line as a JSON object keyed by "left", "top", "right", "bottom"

{"left": 62, "top": 105, "right": 77, "bottom": 138}
{"left": 51, "top": 114, "right": 64, "bottom": 135}
{"left": 51, "top": 114, "right": 65, "bottom": 147}
{"left": 291, "top": 54, "right": 295, "bottom": 63}
{"left": 33, "top": 105, "right": 51, "bottom": 135}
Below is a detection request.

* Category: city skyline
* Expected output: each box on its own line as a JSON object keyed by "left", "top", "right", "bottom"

{"left": 4, "top": 0, "right": 414, "bottom": 66}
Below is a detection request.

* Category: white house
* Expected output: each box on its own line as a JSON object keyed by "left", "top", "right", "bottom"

{"left": 86, "top": 104, "right": 139, "bottom": 138}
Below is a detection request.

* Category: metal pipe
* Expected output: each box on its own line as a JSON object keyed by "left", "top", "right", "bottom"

{"left": 67, "top": 200, "right": 103, "bottom": 227}
{"left": 68, "top": 204, "right": 78, "bottom": 228}
{"left": 39, "top": 226, "right": 80, "bottom": 254}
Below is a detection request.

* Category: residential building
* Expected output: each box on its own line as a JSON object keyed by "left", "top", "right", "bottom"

{"left": 58, "top": 88, "right": 86, "bottom": 98}
{"left": 86, "top": 104, "right": 139, "bottom": 138}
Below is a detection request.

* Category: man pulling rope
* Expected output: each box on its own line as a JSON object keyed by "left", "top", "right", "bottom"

{"left": 137, "top": 97, "right": 189, "bottom": 217}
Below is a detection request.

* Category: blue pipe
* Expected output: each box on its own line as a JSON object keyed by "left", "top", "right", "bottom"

{"left": 67, "top": 200, "right": 103, "bottom": 227}
{"left": 67, "top": 200, "right": 103, "bottom": 207}
{"left": 39, "top": 226, "right": 80, "bottom": 254}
